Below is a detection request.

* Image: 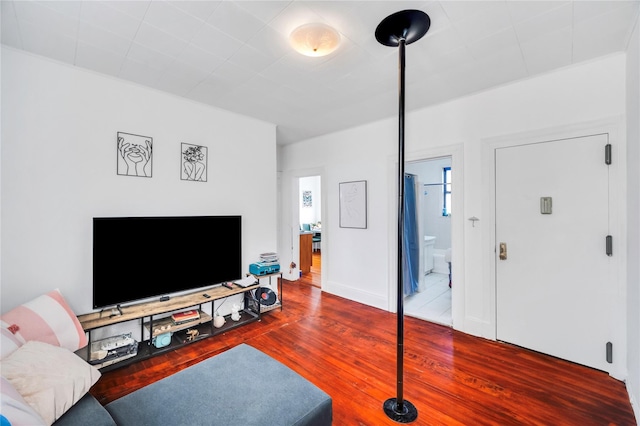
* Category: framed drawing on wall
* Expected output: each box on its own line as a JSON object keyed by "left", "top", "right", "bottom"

{"left": 117, "top": 132, "right": 153, "bottom": 178}
{"left": 181, "top": 143, "right": 208, "bottom": 182}
{"left": 339, "top": 180, "right": 367, "bottom": 229}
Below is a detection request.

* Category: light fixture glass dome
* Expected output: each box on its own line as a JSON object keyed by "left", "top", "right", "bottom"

{"left": 289, "top": 23, "right": 341, "bottom": 57}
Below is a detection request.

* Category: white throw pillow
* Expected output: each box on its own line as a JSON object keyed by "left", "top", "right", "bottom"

{"left": 0, "top": 341, "right": 101, "bottom": 425}
{"left": 0, "top": 376, "right": 46, "bottom": 425}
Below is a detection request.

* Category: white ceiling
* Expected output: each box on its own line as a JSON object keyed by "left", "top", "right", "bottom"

{"left": 2, "top": 1, "right": 639, "bottom": 145}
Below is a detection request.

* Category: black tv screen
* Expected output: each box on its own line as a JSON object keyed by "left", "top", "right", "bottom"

{"left": 93, "top": 216, "right": 242, "bottom": 309}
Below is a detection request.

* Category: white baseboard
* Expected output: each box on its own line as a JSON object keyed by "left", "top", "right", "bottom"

{"left": 460, "top": 316, "right": 495, "bottom": 341}
{"left": 323, "top": 280, "right": 388, "bottom": 311}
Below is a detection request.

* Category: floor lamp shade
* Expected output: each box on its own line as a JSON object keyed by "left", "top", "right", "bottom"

{"left": 375, "top": 9, "right": 430, "bottom": 424}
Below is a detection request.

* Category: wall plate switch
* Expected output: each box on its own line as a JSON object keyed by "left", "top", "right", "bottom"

{"left": 540, "top": 197, "right": 552, "bottom": 214}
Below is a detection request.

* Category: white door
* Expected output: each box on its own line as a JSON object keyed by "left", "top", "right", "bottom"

{"left": 496, "top": 134, "right": 613, "bottom": 372}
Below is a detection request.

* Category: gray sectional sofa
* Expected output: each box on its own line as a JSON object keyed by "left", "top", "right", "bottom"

{"left": 55, "top": 344, "right": 332, "bottom": 426}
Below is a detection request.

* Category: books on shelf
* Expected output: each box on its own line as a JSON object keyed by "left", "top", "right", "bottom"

{"left": 171, "top": 309, "right": 200, "bottom": 324}
{"left": 260, "top": 252, "right": 279, "bottom": 263}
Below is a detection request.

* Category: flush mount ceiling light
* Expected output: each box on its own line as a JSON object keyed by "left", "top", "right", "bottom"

{"left": 289, "top": 23, "right": 341, "bottom": 57}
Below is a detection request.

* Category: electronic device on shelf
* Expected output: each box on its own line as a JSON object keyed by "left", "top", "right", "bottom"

{"left": 89, "top": 333, "right": 138, "bottom": 365}
{"left": 96, "top": 333, "right": 136, "bottom": 351}
{"left": 249, "top": 262, "right": 280, "bottom": 276}
{"left": 80, "top": 232, "right": 282, "bottom": 370}
{"left": 93, "top": 216, "right": 242, "bottom": 309}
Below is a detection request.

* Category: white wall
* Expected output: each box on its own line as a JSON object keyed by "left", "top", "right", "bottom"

{"left": 626, "top": 16, "right": 640, "bottom": 420}
{"left": 0, "top": 41, "right": 3, "bottom": 310}
{"left": 0, "top": 48, "right": 278, "bottom": 315}
{"left": 280, "top": 54, "right": 627, "bottom": 339}
{"left": 280, "top": 121, "right": 396, "bottom": 308}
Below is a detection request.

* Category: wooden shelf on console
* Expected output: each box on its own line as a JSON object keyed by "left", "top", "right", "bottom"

{"left": 77, "top": 284, "right": 258, "bottom": 331}
{"left": 76, "top": 283, "right": 261, "bottom": 372}
{"left": 144, "top": 310, "right": 213, "bottom": 338}
{"left": 260, "top": 302, "right": 282, "bottom": 313}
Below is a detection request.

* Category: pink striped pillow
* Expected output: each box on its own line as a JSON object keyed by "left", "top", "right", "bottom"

{"left": 0, "top": 376, "right": 46, "bottom": 425}
{"left": 0, "top": 289, "right": 87, "bottom": 352}
{"left": 0, "top": 324, "right": 25, "bottom": 359}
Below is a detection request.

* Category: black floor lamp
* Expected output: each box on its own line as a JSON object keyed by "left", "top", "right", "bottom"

{"left": 375, "top": 9, "right": 430, "bottom": 424}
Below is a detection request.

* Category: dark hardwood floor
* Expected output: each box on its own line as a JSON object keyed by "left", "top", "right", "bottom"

{"left": 90, "top": 260, "right": 636, "bottom": 425}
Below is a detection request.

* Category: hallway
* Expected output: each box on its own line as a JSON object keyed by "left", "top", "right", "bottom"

{"left": 303, "top": 250, "right": 321, "bottom": 288}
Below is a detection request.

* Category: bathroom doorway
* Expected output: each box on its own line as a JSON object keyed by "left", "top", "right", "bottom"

{"left": 299, "top": 175, "right": 322, "bottom": 287}
{"left": 404, "top": 157, "right": 452, "bottom": 326}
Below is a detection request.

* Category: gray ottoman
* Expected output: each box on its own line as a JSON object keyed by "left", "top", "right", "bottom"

{"left": 105, "top": 344, "right": 332, "bottom": 426}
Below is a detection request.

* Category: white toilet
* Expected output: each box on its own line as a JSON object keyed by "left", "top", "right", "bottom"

{"left": 424, "top": 236, "right": 436, "bottom": 274}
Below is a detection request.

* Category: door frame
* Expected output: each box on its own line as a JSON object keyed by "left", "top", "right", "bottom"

{"left": 387, "top": 143, "right": 465, "bottom": 330}
{"left": 481, "top": 117, "right": 626, "bottom": 379}
{"left": 286, "top": 167, "right": 326, "bottom": 286}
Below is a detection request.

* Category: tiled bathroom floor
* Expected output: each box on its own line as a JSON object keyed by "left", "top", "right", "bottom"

{"left": 404, "top": 273, "right": 452, "bottom": 326}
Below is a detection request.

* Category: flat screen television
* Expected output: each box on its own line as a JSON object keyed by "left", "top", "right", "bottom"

{"left": 93, "top": 215, "right": 242, "bottom": 309}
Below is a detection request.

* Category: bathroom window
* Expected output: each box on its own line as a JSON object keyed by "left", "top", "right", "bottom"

{"left": 443, "top": 167, "right": 451, "bottom": 216}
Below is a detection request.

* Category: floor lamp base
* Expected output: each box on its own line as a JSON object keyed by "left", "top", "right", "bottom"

{"left": 383, "top": 398, "right": 418, "bottom": 423}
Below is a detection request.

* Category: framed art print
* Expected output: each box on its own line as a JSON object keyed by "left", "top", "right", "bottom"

{"left": 181, "top": 143, "right": 208, "bottom": 182}
{"left": 117, "top": 132, "right": 153, "bottom": 177}
{"left": 303, "top": 190, "right": 312, "bottom": 207}
{"left": 339, "top": 180, "right": 367, "bottom": 229}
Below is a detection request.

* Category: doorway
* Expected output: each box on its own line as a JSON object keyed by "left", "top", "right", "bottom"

{"left": 299, "top": 175, "right": 322, "bottom": 287}
{"left": 404, "top": 157, "right": 452, "bottom": 326}
{"left": 495, "top": 133, "right": 614, "bottom": 372}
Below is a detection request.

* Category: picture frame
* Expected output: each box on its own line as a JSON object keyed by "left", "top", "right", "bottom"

{"left": 117, "top": 132, "right": 153, "bottom": 178}
{"left": 339, "top": 180, "right": 367, "bottom": 229}
{"left": 303, "top": 190, "right": 312, "bottom": 207}
{"left": 181, "top": 143, "right": 208, "bottom": 182}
